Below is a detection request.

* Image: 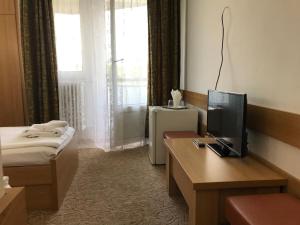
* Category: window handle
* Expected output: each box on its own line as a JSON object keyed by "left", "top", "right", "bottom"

{"left": 113, "top": 58, "right": 124, "bottom": 63}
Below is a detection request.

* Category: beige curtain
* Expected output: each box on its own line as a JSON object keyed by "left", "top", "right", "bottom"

{"left": 145, "top": 0, "right": 181, "bottom": 136}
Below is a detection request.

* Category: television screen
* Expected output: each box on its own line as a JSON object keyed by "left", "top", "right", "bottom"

{"left": 207, "top": 90, "right": 247, "bottom": 157}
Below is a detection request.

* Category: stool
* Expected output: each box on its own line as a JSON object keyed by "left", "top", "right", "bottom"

{"left": 163, "top": 131, "right": 200, "bottom": 139}
{"left": 225, "top": 193, "right": 300, "bottom": 225}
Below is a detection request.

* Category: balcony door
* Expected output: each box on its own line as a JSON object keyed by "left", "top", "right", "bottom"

{"left": 53, "top": 0, "right": 148, "bottom": 150}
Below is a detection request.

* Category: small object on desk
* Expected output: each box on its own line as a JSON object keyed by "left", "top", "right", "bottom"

{"left": 193, "top": 139, "right": 206, "bottom": 148}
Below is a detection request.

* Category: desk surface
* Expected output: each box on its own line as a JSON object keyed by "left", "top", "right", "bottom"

{"left": 165, "top": 138, "right": 287, "bottom": 190}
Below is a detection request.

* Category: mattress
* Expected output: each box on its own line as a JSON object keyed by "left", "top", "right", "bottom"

{"left": 0, "top": 126, "right": 75, "bottom": 166}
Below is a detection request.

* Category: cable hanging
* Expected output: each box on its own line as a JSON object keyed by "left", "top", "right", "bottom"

{"left": 215, "top": 6, "right": 230, "bottom": 90}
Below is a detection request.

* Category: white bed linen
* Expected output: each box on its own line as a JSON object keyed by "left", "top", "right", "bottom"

{"left": 0, "top": 127, "right": 75, "bottom": 166}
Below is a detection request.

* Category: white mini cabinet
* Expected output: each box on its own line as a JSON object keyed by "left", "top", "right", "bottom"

{"left": 148, "top": 106, "right": 198, "bottom": 164}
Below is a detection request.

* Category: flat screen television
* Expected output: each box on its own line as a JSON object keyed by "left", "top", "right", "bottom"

{"left": 207, "top": 90, "right": 248, "bottom": 157}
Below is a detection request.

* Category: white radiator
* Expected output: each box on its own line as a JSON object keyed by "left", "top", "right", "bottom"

{"left": 58, "top": 82, "right": 85, "bottom": 131}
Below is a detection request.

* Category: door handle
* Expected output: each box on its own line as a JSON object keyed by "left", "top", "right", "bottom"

{"left": 113, "top": 58, "right": 124, "bottom": 63}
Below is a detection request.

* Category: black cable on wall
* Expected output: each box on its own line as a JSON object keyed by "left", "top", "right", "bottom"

{"left": 215, "top": 6, "right": 230, "bottom": 90}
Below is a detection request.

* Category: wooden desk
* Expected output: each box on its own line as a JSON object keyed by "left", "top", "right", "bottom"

{"left": 0, "top": 188, "right": 27, "bottom": 225}
{"left": 165, "top": 138, "right": 288, "bottom": 225}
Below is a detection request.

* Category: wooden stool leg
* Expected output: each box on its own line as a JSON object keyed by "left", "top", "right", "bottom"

{"left": 189, "top": 190, "right": 219, "bottom": 225}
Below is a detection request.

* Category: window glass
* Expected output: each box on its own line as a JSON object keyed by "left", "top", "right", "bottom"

{"left": 115, "top": 5, "right": 148, "bottom": 107}
{"left": 54, "top": 13, "right": 83, "bottom": 72}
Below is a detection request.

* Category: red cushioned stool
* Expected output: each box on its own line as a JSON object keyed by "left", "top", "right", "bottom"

{"left": 225, "top": 193, "right": 300, "bottom": 225}
{"left": 163, "top": 131, "right": 200, "bottom": 139}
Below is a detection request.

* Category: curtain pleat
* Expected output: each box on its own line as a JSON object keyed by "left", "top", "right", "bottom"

{"left": 21, "top": 0, "right": 59, "bottom": 124}
{"left": 145, "top": 0, "right": 180, "bottom": 136}
{"left": 147, "top": 0, "right": 180, "bottom": 106}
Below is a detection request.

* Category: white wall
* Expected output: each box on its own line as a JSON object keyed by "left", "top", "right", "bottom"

{"left": 185, "top": 0, "right": 300, "bottom": 178}
{"left": 180, "top": 0, "right": 187, "bottom": 89}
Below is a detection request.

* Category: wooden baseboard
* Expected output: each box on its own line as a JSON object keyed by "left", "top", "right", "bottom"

{"left": 183, "top": 90, "right": 300, "bottom": 150}
{"left": 247, "top": 104, "right": 300, "bottom": 149}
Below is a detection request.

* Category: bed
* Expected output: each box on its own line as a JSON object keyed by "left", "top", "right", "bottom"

{"left": 0, "top": 127, "right": 79, "bottom": 210}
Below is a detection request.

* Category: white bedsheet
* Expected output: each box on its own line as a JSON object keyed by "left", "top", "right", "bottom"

{"left": 0, "top": 127, "right": 75, "bottom": 166}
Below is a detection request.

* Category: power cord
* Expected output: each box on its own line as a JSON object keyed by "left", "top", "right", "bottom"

{"left": 215, "top": 6, "right": 230, "bottom": 90}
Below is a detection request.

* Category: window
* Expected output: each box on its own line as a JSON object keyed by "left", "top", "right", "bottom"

{"left": 114, "top": 4, "right": 148, "bottom": 107}
{"left": 54, "top": 13, "right": 83, "bottom": 72}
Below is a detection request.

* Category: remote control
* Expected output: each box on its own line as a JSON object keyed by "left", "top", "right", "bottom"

{"left": 193, "top": 139, "right": 206, "bottom": 149}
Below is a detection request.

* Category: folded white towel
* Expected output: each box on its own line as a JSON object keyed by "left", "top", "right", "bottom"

{"left": 1, "top": 127, "right": 75, "bottom": 150}
{"left": 31, "top": 124, "right": 49, "bottom": 131}
{"left": 22, "top": 128, "right": 61, "bottom": 138}
{"left": 31, "top": 124, "right": 68, "bottom": 133}
{"left": 53, "top": 126, "right": 68, "bottom": 136}
{"left": 32, "top": 120, "right": 69, "bottom": 131}
{"left": 48, "top": 120, "right": 68, "bottom": 128}
{"left": 23, "top": 120, "right": 69, "bottom": 138}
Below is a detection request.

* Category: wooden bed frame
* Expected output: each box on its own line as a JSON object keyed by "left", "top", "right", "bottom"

{"left": 3, "top": 135, "right": 79, "bottom": 210}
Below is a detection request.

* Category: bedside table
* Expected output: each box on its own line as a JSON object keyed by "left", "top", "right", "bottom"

{"left": 0, "top": 187, "right": 27, "bottom": 225}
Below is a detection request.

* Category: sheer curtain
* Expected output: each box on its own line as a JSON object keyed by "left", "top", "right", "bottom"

{"left": 53, "top": 0, "right": 148, "bottom": 151}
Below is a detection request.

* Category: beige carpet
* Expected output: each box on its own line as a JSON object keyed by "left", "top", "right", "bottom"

{"left": 28, "top": 147, "right": 188, "bottom": 225}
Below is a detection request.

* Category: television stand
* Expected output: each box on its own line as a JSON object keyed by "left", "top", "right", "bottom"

{"left": 207, "top": 143, "right": 230, "bottom": 157}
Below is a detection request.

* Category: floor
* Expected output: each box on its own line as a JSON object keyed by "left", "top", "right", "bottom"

{"left": 28, "top": 147, "right": 188, "bottom": 225}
